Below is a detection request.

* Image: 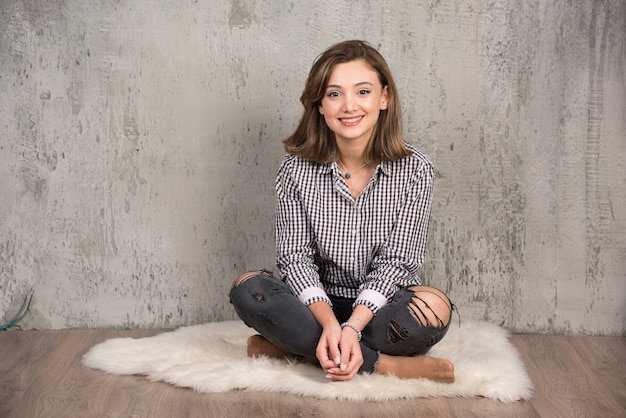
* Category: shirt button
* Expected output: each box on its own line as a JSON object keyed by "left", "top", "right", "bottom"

{"left": 350, "top": 256, "right": 355, "bottom": 262}
{"left": 352, "top": 229, "right": 357, "bottom": 235}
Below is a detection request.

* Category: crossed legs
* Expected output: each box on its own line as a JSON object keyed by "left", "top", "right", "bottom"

{"left": 231, "top": 271, "right": 455, "bottom": 383}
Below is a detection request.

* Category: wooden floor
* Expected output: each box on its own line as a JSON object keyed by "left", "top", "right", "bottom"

{"left": 0, "top": 328, "right": 624, "bottom": 418}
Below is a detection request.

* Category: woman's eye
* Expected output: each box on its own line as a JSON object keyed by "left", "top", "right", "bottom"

{"left": 358, "top": 89, "right": 370, "bottom": 95}
{"left": 327, "top": 91, "right": 340, "bottom": 98}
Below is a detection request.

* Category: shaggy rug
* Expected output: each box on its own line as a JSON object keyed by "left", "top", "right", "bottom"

{"left": 82, "top": 320, "right": 533, "bottom": 403}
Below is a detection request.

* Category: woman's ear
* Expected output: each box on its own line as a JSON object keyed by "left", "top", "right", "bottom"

{"left": 380, "top": 86, "right": 389, "bottom": 110}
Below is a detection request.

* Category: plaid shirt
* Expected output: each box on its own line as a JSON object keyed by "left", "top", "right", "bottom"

{"left": 275, "top": 144, "right": 433, "bottom": 314}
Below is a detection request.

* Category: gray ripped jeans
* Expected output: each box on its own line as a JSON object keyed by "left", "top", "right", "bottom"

{"left": 229, "top": 270, "right": 453, "bottom": 374}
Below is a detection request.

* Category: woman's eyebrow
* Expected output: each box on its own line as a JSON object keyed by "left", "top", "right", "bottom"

{"left": 325, "top": 81, "right": 375, "bottom": 90}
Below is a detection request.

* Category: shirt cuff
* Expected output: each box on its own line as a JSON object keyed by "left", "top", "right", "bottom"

{"left": 298, "top": 287, "right": 332, "bottom": 307}
{"left": 354, "top": 289, "right": 388, "bottom": 313}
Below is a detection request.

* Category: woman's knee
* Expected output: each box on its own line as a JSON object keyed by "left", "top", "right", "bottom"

{"left": 231, "top": 270, "right": 271, "bottom": 288}
{"left": 407, "top": 286, "right": 452, "bottom": 328}
{"left": 230, "top": 270, "right": 274, "bottom": 316}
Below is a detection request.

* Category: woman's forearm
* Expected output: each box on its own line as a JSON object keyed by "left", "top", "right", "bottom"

{"left": 308, "top": 301, "right": 339, "bottom": 328}
{"left": 347, "top": 304, "right": 374, "bottom": 331}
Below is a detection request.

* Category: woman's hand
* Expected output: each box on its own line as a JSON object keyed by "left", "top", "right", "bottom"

{"left": 323, "top": 326, "right": 363, "bottom": 381}
{"left": 315, "top": 322, "right": 343, "bottom": 372}
{"left": 324, "top": 304, "right": 371, "bottom": 380}
{"left": 309, "top": 301, "right": 367, "bottom": 381}
{"left": 309, "top": 302, "right": 344, "bottom": 373}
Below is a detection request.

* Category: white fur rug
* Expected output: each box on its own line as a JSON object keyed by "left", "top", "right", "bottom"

{"left": 82, "top": 320, "right": 532, "bottom": 403}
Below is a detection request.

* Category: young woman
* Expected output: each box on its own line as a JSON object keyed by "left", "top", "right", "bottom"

{"left": 230, "top": 40, "right": 455, "bottom": 383}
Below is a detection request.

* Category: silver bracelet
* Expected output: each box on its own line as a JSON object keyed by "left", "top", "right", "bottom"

{"left": 340, "top": 321, "right": 362, "bottom": 341}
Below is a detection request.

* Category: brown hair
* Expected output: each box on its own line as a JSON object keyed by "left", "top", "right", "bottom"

{"left": 283, "top": 40, "right": 411, "bottom": 163}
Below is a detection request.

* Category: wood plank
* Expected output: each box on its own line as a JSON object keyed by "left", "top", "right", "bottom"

{"left": 567, "top": 336, "right": 626, "bottom": 409}
{"left": 510, "top": 334, "right": 626, "bottom": 417}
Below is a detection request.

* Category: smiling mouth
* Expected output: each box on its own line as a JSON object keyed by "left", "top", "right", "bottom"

{"left": 340, "top": 116, "right": 363, "bottom": 125}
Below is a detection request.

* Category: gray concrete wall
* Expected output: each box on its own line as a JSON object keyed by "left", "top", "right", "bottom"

{"left": 1, "top": 0, "right": 624, "bottom": 334}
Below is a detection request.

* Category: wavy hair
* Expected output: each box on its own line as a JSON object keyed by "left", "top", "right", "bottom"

{"left": 283, "top": 40, "right": 410, "bottom": 163}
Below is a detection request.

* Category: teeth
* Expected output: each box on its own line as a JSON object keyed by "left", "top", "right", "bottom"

{"left": 342, "top": 117, "right": 361, "bottom": 123}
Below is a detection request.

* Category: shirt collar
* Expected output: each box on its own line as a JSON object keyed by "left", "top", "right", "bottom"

{"left": 319, "top": 162, "right": 335, "bottom": 175}
{"left": 378, "top": 160, "right": 392, "bottom": 177}
{"left": 319, "top": 160, "right": 393, "bottom": 177}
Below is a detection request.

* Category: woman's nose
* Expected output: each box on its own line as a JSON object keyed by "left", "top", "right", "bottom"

{"left": 343, "top": 92, "right": 357, "bottom": 112}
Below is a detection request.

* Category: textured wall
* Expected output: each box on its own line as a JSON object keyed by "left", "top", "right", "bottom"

{"left": 1, "top": 0, "right": 624, "bottom": 334}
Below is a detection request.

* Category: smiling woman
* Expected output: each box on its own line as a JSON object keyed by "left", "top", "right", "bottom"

{"left": 229, "top": 40, "right": 456, "bottom": 384}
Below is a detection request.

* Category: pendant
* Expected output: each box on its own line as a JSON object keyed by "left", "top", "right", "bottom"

{"left": 345, "top": 172, "right": 351, "bottom": 179}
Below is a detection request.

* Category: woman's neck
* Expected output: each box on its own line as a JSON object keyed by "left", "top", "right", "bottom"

{"left": 336, "top": 140, "right": 368, "bottom": 167}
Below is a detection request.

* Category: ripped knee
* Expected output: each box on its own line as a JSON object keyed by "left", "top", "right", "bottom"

{"left": 407, "top": 286, "right": 452, "bottom": 328}
{"left": 231, "top": 270, "right": 271, "bottom": 289}
{"left": 388, "top": 320, "right": 409, "bottom": 344}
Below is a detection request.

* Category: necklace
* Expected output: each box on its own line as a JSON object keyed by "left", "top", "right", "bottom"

{"left": 337, "top": 159, "right": 368, "bottom": 179}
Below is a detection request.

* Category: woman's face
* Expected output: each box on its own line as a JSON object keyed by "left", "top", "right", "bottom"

{"left": 319, "top": 59, "right": 389, "bottom": 148}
